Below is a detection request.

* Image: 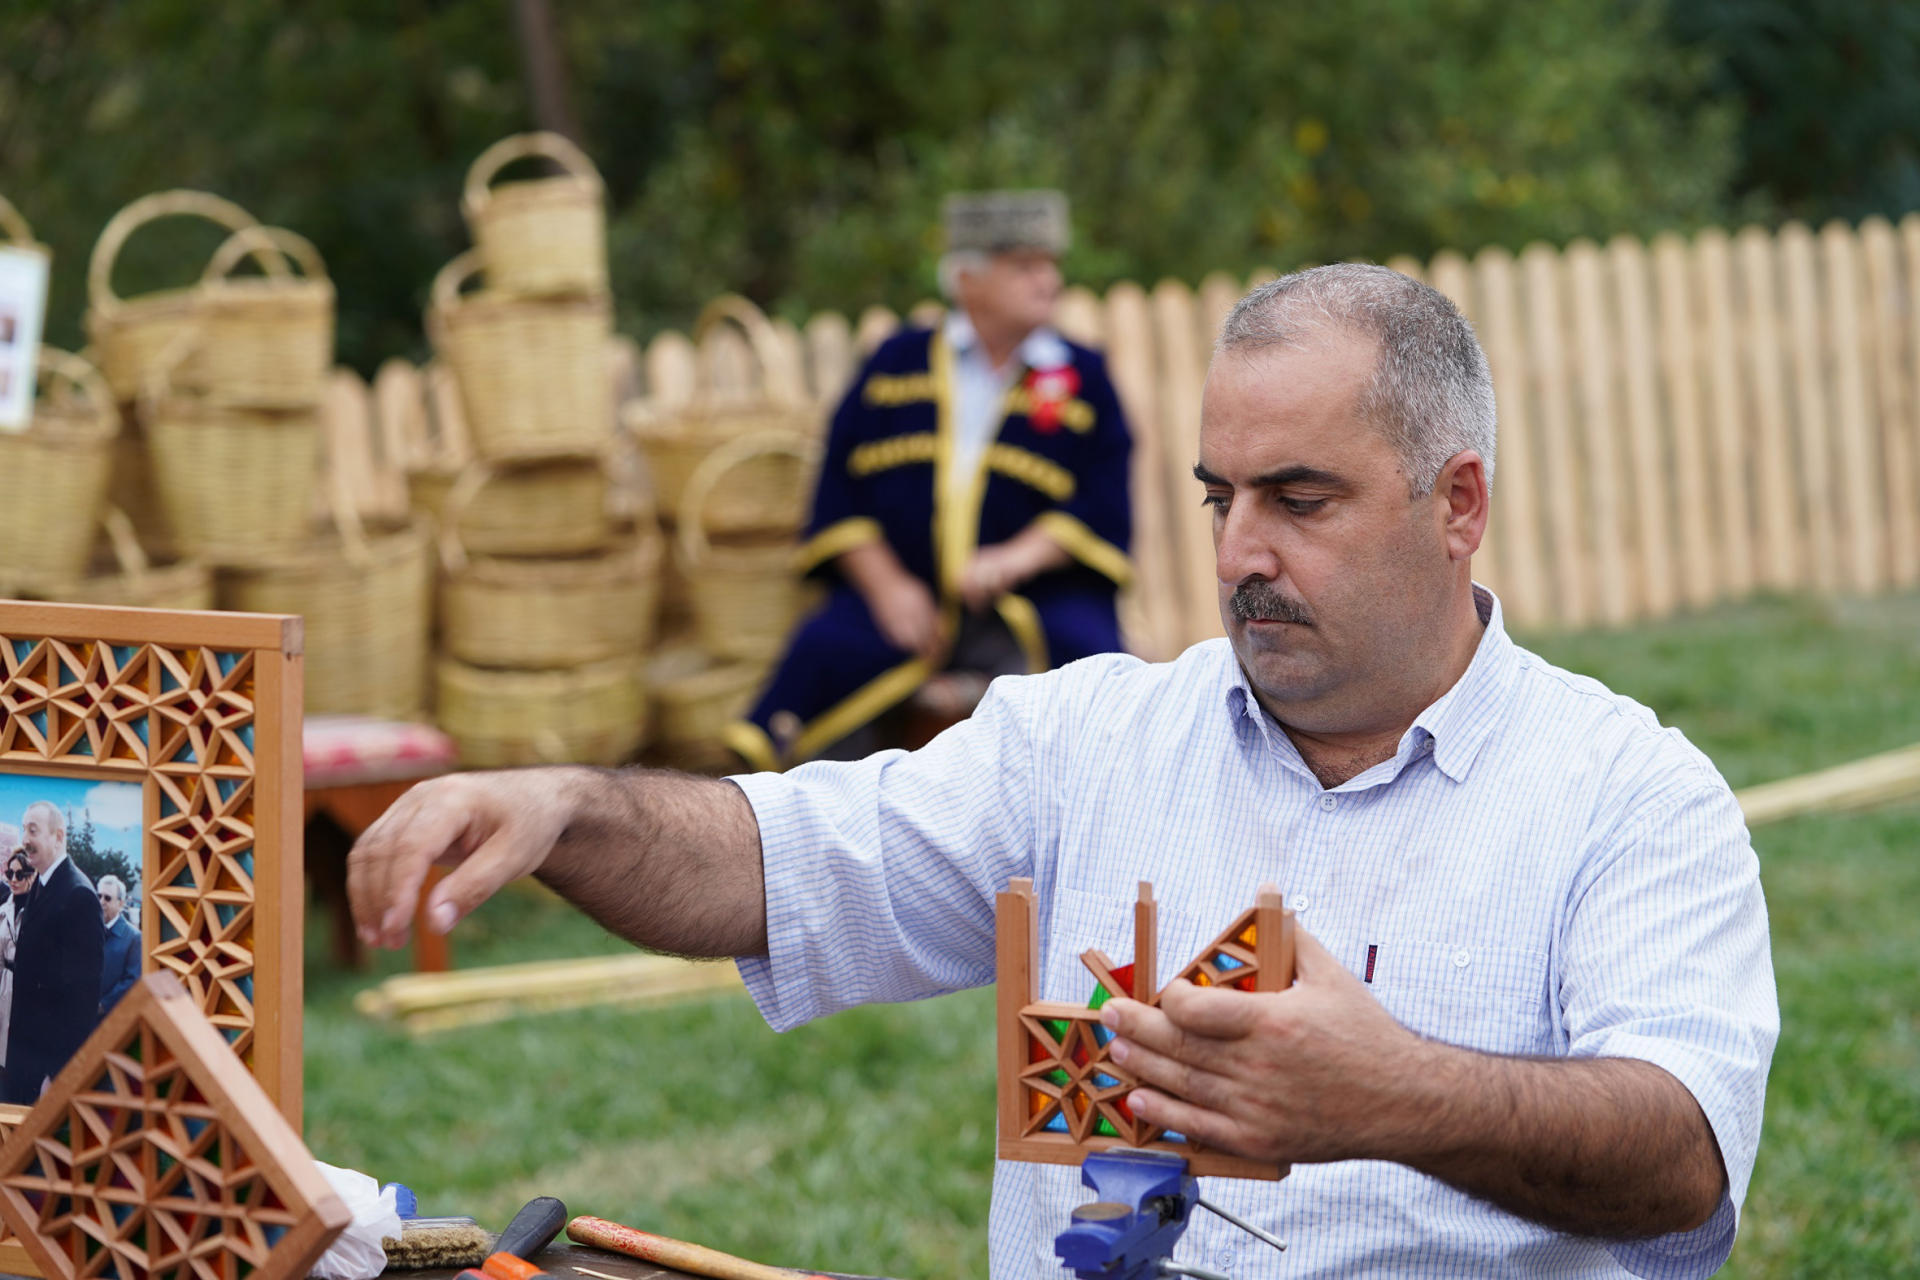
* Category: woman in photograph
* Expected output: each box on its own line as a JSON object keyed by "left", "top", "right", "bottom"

{"left": 0, "top": 847, "right": 35, "bottom": 1085}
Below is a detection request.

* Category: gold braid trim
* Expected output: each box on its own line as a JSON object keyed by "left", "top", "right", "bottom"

{"left": 985, "top": 444, "right": 1076, "bottom": 502}
{"left": 862, "top": 372, "right": 938, "bottom": 407}
{"left": 849, "top": 432, "right": 940, "bottom": 477}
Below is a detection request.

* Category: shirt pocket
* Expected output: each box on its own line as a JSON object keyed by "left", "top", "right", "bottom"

{"left": 1365, "top": 937, "right": 1554, "bottom": 1058}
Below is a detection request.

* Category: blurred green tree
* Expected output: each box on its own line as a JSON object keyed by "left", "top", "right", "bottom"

{"left": 3, "top": 0, "right": 1759, "bottom": 371}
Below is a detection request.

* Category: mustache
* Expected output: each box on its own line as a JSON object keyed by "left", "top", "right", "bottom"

{"left": 1229, "top": 581, "right": 1313, "bottom": 624}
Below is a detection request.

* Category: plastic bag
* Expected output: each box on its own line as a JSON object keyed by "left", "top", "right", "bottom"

{"left": 308, "top": 1162, "right": 404, "bottom": 1280}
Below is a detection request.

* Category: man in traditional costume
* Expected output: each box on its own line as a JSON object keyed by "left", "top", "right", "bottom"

{"left": 725, "top": 190, "right": 1133, "bottom": 770}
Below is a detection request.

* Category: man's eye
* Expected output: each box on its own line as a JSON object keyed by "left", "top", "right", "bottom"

{"left": 1201, "top": 493, "right": 1231, "bottom": 512}
{"left": 1281, "top": 497, "right": 1328, "bottom": 515}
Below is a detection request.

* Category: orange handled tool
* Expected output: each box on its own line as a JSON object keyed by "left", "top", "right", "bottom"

{"left": 566, "top": 1214, "right": 832, "bottom": 1280}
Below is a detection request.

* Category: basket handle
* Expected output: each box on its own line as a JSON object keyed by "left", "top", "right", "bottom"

{"left": 428, "top": 250, "right": 485, "bottom": 318}
{"left": 0, "top": 195, "right": 36, "bottom": 247}
{"left": 100, "top": 506, "right": 152, "bottom": 582}
{"left": 691, "top": 294, "right": 806, "bottom": 409}
{"left": 88, "top": 189, "right": 268, "bottom": 316}
{"left": 433, "top": 461, "right": 494, "bottom": 574}
{"left": 201, "top": 224, "right": 330, "bottom": 285}
{"left": 324, "top": 452, "right": 376, "bottom": 570}
{"left": 34, "top": 346, "right": 119, "bottom": 441}
{"left": 675, "top": 429, "right": 818, "bottom": 569}
{"left": 462, "top": 132, "right": 604, "bottom": 215}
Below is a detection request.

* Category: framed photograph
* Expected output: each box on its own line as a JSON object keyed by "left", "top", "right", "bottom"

{"left": 0, "top": 244, "right": 49, "bottom": 431}
{"left": 0, "top": 599, "right": 303, "bottom": 1275}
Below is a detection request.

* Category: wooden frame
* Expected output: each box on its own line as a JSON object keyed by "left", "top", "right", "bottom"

{"left": 0, "top": 600, "right": 304, "bottom": 1275}
{"left": 996, "top": 878, "right": 1294, "bottom": 1181}
{"left": 0, "top": 973, "right": 347, "bottom": 1280}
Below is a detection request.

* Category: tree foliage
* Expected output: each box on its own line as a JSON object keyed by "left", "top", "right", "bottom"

{"left": 63, "top": 812, "right": 139, "bottom": 902}
{"left": 0, "top": 0, "right": 1804, "bottom": 372}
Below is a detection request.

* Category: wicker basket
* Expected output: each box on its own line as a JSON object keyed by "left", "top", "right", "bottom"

{"left": 145, "top": 396, "right": 319, "bottom": 564}
{"left": 190, "top": 225, "right": 335, "bottom": 409}
{"left": 410, "top": 457, "right": 613, "bottom": 556}
{"left": 429, "top": 250, "right": 613, "bottom": 461}
{"left": 629, "top": 295, "right": 817, "bottom": 526}
{"left": 18, "top": 508, "right": 213, "bottom": 611}
{"left": 462, "top": 131, "right": 608, "bottom": 298}
{"left": 216, "top": 491, "right": 433, "bottom": 717}
{"left": 436, "top": 657, "right": 646, "bottom": 767}
{"left": 645, "top": 645, "right": 764, "bottom": 771}
{"left": 84, "top": 190, "right": 265, "bottom": 401}
{"left": 678, "top": 431, "right": 819, "bottom": 663}
{"left": 0, "top": 348, "right": 120, "bottom": 587}
{"left": 440, "top": 523, "right": 664, "bottom": 669}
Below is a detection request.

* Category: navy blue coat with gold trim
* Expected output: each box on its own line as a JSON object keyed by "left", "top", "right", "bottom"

{"left": 727, "top": 326, "right": 1132, "bottom": 769}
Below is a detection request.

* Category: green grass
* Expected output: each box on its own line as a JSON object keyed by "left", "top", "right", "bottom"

{"left": 304, "top": 592, "right": 1920, "bottom": 1278}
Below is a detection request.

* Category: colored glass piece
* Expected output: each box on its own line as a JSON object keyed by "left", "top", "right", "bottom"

{"left": 1045, "top": 1018, "right": 1071, "bottom": 1040}
{"left": 1047, "top": 1068, "right": 1070, "bottom": 1088}
{"left": 1092, "top": 1023, "right": 1115, "bottom": 1047}
{"left": 1095, "top": 1116, "right": 1118, "bottom": 1138}
{"left": 1044, "top": 1111, "right": 1070, "bottom": 1134}
{"left": 1093, "top": 1072, "right": 1120, "bottom": 1089}
{"left": 1089, "top": 983, "right": 1110, "bottom": 1010}
{"left": 1215, "top": 952, "right": 1244, "bottom": 971}
{"left": 1238, "top": 924, "right": 1258, "bottom": 946}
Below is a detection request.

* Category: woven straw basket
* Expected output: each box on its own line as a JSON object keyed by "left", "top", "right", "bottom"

{"left": 145, "top": 395, "right": 320, "bottom": 565}
{"left": 190, "top": 225, "right": 335, "bottom": 409}
{"left": 645, "top": 647, "right": 764, "bottom": 773}
{"left": 84, "top": 190, "right": 266, "bottom": 401}
{"left": 463, "top": 131, "right": 608, "bottom": 298}
{"left": 436, "top": 657, "right": 647, "bottom": 767}
{"left": 410, "top": 456, "right": 613, "bottom": 556}
{"left": 678, "top": 431, "right": 820, "bottom": 663}
{"left": 0, "top": 348, "right": 120, "bottom": 587}
{"left": 217, "top": 489, "right": 433, "bottom": 717}
{"left": 429, "top": 250, "right": 612, "bottom": 461}
{"left": 630, "top": 295, "right": 816, "bottom": 526}
{"left": 440, "top": 518, "right": 664, "bottom": 669}
{"left": 18, "top": 508, "right": 213, "bottom": 611}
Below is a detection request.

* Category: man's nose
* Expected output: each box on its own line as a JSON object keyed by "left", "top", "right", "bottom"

{"left": 1214, "top": 501, "right": 1281, "bottom": 584}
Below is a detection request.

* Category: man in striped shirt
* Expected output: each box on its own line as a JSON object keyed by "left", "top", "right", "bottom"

{"left": 350, "top": 264, "right": 1776, "bottom": 1278}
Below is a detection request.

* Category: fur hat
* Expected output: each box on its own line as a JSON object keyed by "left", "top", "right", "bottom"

{"left": 943, "top": 190, "right": 1070, "bottom": 255}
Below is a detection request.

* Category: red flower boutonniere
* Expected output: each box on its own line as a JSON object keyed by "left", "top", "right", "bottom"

{"left": 1024, "top": 363, "right": 1080, "bottom": 434}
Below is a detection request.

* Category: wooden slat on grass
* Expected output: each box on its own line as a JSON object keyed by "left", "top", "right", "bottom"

{"left": 354, "top": 952, "right": 746, "bottom": 1036}
{"left": 1737, "top": 742, "right": 1920, "bottom": 828}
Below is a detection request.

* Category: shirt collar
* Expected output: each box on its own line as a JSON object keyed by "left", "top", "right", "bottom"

{"left": 1222, "top": 584, "right": 1518, "bottom": 785}
{"left": 944, "top": 309, "right": 1070, "bottom": 373}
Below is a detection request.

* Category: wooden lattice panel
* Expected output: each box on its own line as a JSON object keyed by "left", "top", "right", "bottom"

{"left": 996, "top": 879, "right": 1293, "bottom": 1180}
{"left": 0, "top": 973, "right": 347, "bottom": 1280}
{"left": 0, "top": 602, "right": 305, "bottom": 1278}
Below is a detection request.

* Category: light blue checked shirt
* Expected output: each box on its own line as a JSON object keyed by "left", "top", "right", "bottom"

{"left": 733, "top": 589, "right": 1777, "bottom": 1278}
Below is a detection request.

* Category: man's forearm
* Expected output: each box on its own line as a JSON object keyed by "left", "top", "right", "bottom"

{"left": 1394, "top": 1046, "right": 1727, "bottom": 1238}
{"left": 534, "top": 766, "right": 768, "bottom": 958}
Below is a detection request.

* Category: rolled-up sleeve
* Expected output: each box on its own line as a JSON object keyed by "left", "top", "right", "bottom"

{"left": 730, "top": 672, "right": 1054, "bottom": 1031}
{"left": 1560, "top": 777, "right": 1779, "bottom": 1279}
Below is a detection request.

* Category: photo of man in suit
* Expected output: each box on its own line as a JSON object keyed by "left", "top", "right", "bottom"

{"left": 97, "top": 874, "right": 139, "bottom": 1018}
{"left": 5, "top": 800, "right": 104, "bottom": 1104}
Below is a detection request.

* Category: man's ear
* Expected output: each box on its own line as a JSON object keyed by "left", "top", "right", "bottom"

{"left": 1433, "top": 451, "right": 1489, "bottom": 562}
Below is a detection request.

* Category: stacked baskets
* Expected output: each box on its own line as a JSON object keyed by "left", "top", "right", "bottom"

{"left": 426, "top": 132, "right": 653, "bottom": 767}
{"left": 80, "top": 187, "right": 432, "bottom": 716}
{"left": 630, "top": 298, "right": 823, "bottom": 772}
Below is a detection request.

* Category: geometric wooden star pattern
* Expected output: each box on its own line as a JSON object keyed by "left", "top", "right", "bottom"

{"left": 995, "top": 878, "right": 1294, "bottom": 1181}
{"left": 0, "top": 974, "right": 347, "bottom": 1280}
{"left": 0, "top": 601, "right": 306, "bottom": 1278}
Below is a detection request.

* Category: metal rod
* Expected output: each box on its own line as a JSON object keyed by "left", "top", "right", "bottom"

{"left": 1194, "top": 1195, "right": 1288, "bottom": 1253}
{"left": 1159, "top": 1263, "right": 1231, "bottom": 1280}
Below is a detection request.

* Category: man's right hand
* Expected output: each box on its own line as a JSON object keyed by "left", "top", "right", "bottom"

{"left": 346, "top": 769, "right": 580, "bottom": 949}
{"left": 838, "top": 540, "right": 947, "bottom": 660}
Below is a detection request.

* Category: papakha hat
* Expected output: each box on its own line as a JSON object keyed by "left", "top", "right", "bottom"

{"left": 943, "top": 189, "right": 1070, "bottom": 255}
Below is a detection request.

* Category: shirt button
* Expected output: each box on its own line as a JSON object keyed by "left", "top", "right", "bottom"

{"left": 1292, "top": 895, "right": 1311, "bottom": 913}
{"left": 1319, "top": 794, "right": 1338, "bottom": 812}
{"left": 1214, "top": 1248, "right": 1234, "bottom": 1270}
{"left": 1452, "top": 948, "right": 1472, "bottom": 968}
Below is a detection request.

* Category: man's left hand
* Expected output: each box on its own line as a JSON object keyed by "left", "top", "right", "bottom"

{"left": 1101, "top": 925, "right": 1440, "bottom": 1166}
{"left": 959, "top": 541, "right": 1033, "bottom": 611}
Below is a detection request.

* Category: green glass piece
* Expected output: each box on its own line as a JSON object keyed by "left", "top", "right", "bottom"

{"left": 1089, "top": 983, "right": 1111, "bottom": 1010}
{"left": 1095, "top": 1116, "right": 1118, "bottom": 1137}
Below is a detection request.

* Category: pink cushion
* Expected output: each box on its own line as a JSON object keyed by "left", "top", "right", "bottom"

{"left": 303, "top": 716, "right": 457, "bottom": 788}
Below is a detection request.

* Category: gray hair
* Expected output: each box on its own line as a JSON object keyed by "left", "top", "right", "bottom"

{"left": 936, "top": 250, "right": 991, "bottom": 302}
{"left": 99, "top": 875, "right": 126, "bottom": 899}
{"left": 1215, "top": 263, "right": 1497, "bottom": 495}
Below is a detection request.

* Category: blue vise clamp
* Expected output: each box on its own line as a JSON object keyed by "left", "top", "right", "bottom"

{"left": 1054, "top": 1150, "right": 1202, "bottom": 1280}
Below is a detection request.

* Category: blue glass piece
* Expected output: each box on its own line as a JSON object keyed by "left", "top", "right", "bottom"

{"left": 11, "top": 640, "right": 34, "bottom": 662}
{"left": 1043, "top": 1111, "right": 1070, "bottom": 1134}
{"left": 217, "top": 779, "right": 239, "bottom": 803}
{"left": 1162, "top": 1130, "right": 1187, "bottom": 1144}
{"left": 1093, "top": 1072, "right": 1121, "bottom": 1089}
{"left": 239, "top": 724, "right": 255, "bottom": 751}
{"left": 113, "top": 645, "right": 138, "bottom": 667}
{"left": 159, "top": 663, "right": 181, "bottom": 693}
{"left": 1092, "top": 1023, "right": 1115, "bottom": 1046}
{"left": 29, "top": 710, "right": 46, "bottom": 738}
{"left": 1214, "top": 953, "right": 1244, "bottom": 971}
{"left": 216, "top": 651, "right": 241, "bottom": 676}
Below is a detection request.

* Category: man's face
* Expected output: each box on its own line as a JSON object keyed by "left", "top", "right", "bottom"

{"left": 100, "top": 883, "right": 124, "bottom": 925}
{"left": 20, "top": 809, "right": 61, "bottom": 873}
{"left": 1197, "top": 335, "right": 1460, "bottom": 733}
{"left": 958, "top": 249, "right": 1062, "bottom": 339}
